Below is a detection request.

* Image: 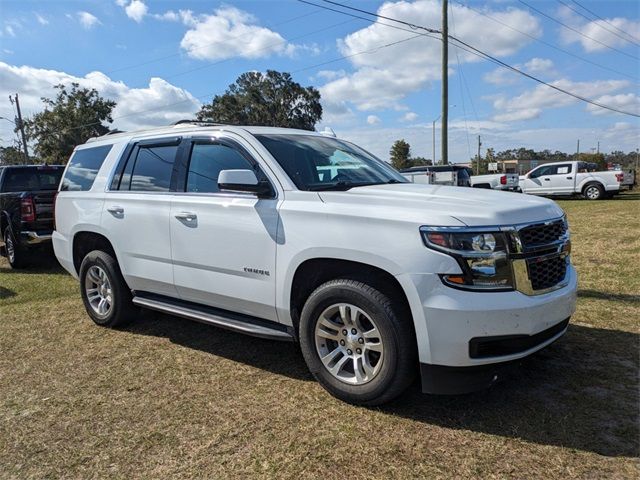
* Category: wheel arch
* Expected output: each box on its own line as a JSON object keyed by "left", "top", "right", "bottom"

{"left": 72, "top": 231, "right": 117, "bottom": 275}
{"left": 288, "top": 257, "right": 414, "bottom": 339}
{"left": 581, "top": 180, "right": 604, "bottom": 194}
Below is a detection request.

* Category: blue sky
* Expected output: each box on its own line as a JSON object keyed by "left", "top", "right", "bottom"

{"left": 0, "top": 0, "right": 638, "bottom": 162}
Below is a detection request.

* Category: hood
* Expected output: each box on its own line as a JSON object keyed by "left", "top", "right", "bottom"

{"left": 318, "top": 183, "right": 564, "bottom": 227}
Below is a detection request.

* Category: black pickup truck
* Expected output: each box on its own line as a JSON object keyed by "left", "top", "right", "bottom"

{"left": 0, "top": 164, "right": 64, "bottom": 268}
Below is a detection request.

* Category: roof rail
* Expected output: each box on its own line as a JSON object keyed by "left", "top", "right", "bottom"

{"left": 172, "top": 119, "right": 223, "bottom": 126}
{"left": 106, "top": 129, "right": 125, "bottom": 135}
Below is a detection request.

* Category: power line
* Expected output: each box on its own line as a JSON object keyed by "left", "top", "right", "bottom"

{"left": 556, "top": 0, "right": 640, "bottom": 47}
{"left": 305, "top": 0, "right": 640, "bottom": 117}
{"left": 53, "top": 33, "right": 435, "bottom": 135}
{"left": 105, "top": 9, "right": 324, "bottom": 75}
{"left": 518, "top": 0, "right": 639, "bottom": 60}
{"left": 570, "top": 0, "right": 640, "bottom": 44}
{"left": 454, "top": 0, "right": 639, "bottom": 84}
{"left": 450, "top": 2, "right": 472, "bottom": 162}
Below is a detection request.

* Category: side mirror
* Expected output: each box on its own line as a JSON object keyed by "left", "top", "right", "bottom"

{"left": 218, "top": 169, "right": 272, "bottom": 197}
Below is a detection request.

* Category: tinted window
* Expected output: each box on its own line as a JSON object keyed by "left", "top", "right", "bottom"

{"left": 186, "top": 143, "right": 253, "bottom": 193}
{"left": 530, "top": 165, "right": 556, "bottom": 178}
{"left": 127, "top": 145, "right": 177, "bottom": 192}
{"left": 61, "top": 145, "right": 112, "bottom": 191}
{"left": 2, "top": 166, "right": 64, "bottom": 192}
{"left": 256, "top": 134, "right": 406, "bottom": 191}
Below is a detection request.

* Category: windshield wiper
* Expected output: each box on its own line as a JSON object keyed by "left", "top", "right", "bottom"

{"left": 308, "top": 181, "right": 353, "bottom": 191}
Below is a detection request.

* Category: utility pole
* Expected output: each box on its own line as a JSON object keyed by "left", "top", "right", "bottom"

{"left": 476, "top": 135, "right": 482, "bottom": 174}
{"left": 432, "top": 115, "right": 440, "bottom": 164}
{"left": 576, "top": 139, "right": 580, "bottom": 157}
{"left": 9, "top": 94, "right": 29, "bottom": 162}
{"left": 597, "top": 141, "right": 600, "bottom": 154}
{"left": 441, "top": 0, "right": 448, "bottom": 165}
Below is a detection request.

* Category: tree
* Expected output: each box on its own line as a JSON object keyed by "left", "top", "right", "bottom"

{"left": 196, "top": 70, "right": 322, "bottom": 131}
{"left": 410, "top": 156, "right": 432, "bottom": 166}
{"left": 0, "top": 146, "right": 27, "bottom": 165}
{"left": 25, "top": 83, "right": 116, "bottom": 164}
{"left": 390, "top": 139, "right": 411, "bottom": 170}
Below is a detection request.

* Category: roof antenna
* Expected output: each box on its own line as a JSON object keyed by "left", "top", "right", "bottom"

{"left": 321, "top": 127, "right": 336, "bottom": 137}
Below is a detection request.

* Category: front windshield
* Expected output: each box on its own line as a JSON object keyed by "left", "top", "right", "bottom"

{"left": 255, "top": 134, "right": 407, "bottom": 191}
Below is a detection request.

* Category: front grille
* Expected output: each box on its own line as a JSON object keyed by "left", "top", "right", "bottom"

{"left": 469, "top": 318, "right": 570, "bottom": 358}
{"left": 519, "top": 219, "right": 566, "bottom": 247}
{"left": 527, "top": 255, "right": 567, "bottom": 291}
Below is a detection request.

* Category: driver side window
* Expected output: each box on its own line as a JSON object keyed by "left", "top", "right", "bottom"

{"left": 530, "top": 165, "right": 555, "bottom": 178}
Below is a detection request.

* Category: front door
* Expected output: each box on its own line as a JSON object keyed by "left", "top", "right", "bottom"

{"left": 170, "top": 137, "right": 280, "bottom": 322}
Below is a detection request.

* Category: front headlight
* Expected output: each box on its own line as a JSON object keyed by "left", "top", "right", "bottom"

{"left": 421, "top": 228, "right": 514, "bottom": 291}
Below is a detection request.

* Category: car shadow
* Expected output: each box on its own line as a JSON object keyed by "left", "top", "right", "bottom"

{"left": 578, "top": 288, "right": 640, "bottom": 304}
{"left": 124, "top": 310, "right": 312, "bottom": 382}
{"left": 125, "top": 314, "right": 638, "bottom": 458}
{"left": 384, "top": 324, "right": 639, "bottom": 458}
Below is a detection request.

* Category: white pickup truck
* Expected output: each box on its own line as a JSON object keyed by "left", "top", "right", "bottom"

{"left": 470, "top": 173, "right": 520, "bottom": 191}
{"left": 53, "top": 122, "right": 577, "bottom": 405}
{"left": 520, "top": 161, "right": 623, "bottom": 200}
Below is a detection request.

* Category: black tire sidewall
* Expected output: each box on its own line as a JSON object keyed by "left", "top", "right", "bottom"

{"left": 299, "top": 280, "right": 413, "bottom": 405}
{"left": 79, "top": 250, "right": 133, "bottom": 328}
{"left": 4, "top": 227, "right": 24, "bottom": 268}
{"left": 584, "top": 184, "right": 603, "bottom": 200}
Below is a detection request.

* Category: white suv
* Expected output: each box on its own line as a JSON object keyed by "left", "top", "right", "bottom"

{"left": 53, "top": 122, "right": 577, "bottom": 405}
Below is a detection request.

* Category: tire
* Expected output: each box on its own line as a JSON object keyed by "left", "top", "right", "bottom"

{"left": 79, "top": 249, "right": 136, "bottom": 328}
{"left": 583, "top": 183, "right": 604, "bottom": 200}
{"left": 3, "top": 227, "right": 28, "bottom": 269}
{"left": 299, "top": 279, "right": 417, "bottom": 406}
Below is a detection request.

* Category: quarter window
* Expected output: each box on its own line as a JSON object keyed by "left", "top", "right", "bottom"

{"left": 61, "top": 145, "right": 112, "bottom": 191}
{"left": 186, "top": 143, "right": 254, "bottom": 193}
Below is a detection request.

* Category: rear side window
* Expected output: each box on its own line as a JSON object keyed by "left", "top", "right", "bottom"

{"left": 186, "top": 143, "right": 253, "bottom": 193}
{"left": 62, "top": 145, "right": 113, "bottom": 191}
{"left": 2, "top": 166, "right": 64, "bottom": 192}
{"left": 120, "top": 145, "right": 177, "bottom": 192}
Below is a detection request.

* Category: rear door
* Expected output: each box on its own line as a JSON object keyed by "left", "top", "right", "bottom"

{"left": 101, "top": 137, "right": 181, "bottom": 297}
{"left": 170, "top": 136, "right": 280, "bottom": 321}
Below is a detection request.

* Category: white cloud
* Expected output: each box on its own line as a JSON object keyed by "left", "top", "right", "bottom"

{"left": 115, "top": 0, "right": 128, "bottom": 7}
{"left": 179, "top": 6, "right": 294, "bottom": 61}
{"left": 5, "top": 25, "right": 16, "bottom": 37}
{"left": 586, "top": 93, "right": 640, "bottom": 116}
{"left": 491, "top": 79, "right": 631, "bottom": 121}
{"left": 35, "top": 14, "right": 49, "bottom": 26}
{"left": 558, "top": 6, "right": 640, "bottom": 53}
{"left": 125, "top": 0, "right": 148, "bottom": 23}
{"left": 77, "top": 12, "right": 100, "bottom": 30}
{"left": 367, "top": 115, "right": 381, "bottom": 125}
{"left": 401, "top": 112, "right": 419, "bottom": 122}
{"left": 320, "top": 0, "right": 540, "bottom": 112}
{"left": 483, "top": 67, "right": 519, "bottom": 86}
{"left": 523, "top": 58, "right": 555, "bottom": 75}
{"left": 153, "top": 9, "right": 197, "bottom": 27}
{"left": 0, "top": 62, "right": 201, "bottom": 143}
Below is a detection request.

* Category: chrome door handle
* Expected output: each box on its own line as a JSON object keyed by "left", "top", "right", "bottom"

{"left": 107, "top": 206, "right": 124, "bottom": 215}
{"left": 175, "top": 212, "right": 197, "bottom": 222}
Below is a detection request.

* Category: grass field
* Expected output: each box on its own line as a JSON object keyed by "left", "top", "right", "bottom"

{"left": 1, "top": 193, "right": 638, "bottom": 479}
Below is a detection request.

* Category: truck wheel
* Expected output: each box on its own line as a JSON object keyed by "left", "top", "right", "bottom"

{"left": 299, "top": 279, "right": 416, "bottom": 406}
{"left": 79, "top": 250, "right": 136, "bottom": 328}
{"left": 583, "top": 183, "right": 604, "bottom": 200}
{"left": 3, "top": 227, "right": 27, "bottom": 269}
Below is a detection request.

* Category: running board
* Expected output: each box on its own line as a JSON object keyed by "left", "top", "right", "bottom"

{"left": 132, "top": 294, "right": 294, "bottom": 342}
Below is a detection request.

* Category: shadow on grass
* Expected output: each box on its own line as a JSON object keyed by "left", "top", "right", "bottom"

{"left": 578, "top": 289, "right": 640, "bottom": 304}
{"left": 386, "top": 324, "right": 639, "bottom": 458}
{"left": 126, "top": 314, "right": 639, "bottom": 458}
{"left": 0, "top": 285, "right": 16, "bottom": 299}
{"left": 0, "top": 255, "right": 66, "bottom": 275}
{"left": 125, "top": 310, "right": 312, "bottom": 382}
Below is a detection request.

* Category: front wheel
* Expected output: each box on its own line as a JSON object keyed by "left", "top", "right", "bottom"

{"left": 299, "top": 279, "right": 416, "bottom": 406}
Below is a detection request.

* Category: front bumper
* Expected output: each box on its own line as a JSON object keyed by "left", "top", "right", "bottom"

{"left": 397, "top": 264, "right": 577, "bottom": 392}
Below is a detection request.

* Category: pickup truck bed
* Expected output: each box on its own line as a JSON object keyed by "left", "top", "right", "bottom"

{"left": 0, "top": 165, "right": 64, "bottom": 268}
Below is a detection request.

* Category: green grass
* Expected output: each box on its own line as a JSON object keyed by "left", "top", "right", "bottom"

{"left": 1, "top": 192, "right": 638, "bottom": 479}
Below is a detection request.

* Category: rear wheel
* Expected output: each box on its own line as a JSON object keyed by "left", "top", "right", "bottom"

{"left": 299, "top": 279, "right": 416, "bottom": 406}
{"left": 79, "top": 250, "right": 136, "bottom": 327}
{"left": 3, "top": 227, "right": 27, "bottom": 269}
{"left": 583, "top": 183, "right": 604, "bottom": 200}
